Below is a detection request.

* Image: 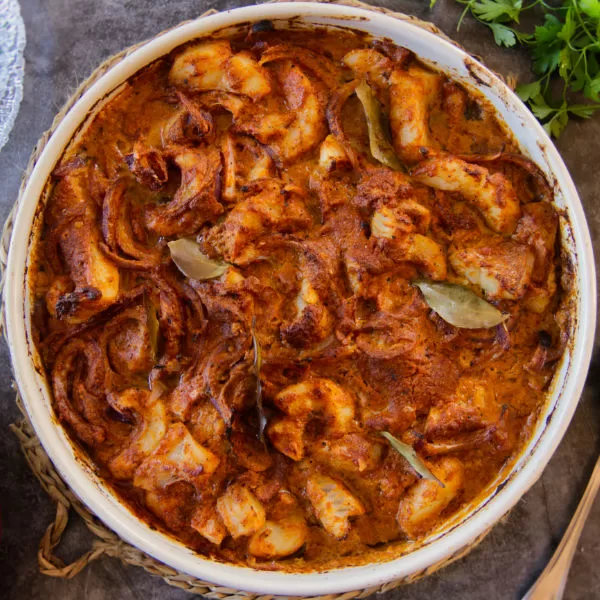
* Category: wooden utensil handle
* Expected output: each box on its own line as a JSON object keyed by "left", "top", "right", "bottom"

{"left": 523, "top": 455, "right": 600, "bottom": 600}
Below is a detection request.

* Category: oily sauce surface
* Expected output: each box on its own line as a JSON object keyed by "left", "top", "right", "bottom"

{"left": 31, "top": 25, "right": 568, "bottom": 570}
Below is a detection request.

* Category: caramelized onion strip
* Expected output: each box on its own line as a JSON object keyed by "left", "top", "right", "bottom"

{"left": 260, "top": 44, "right": 340, "bottom": 89}
{"left": 326, "top": 79, "right": 360, "bottom": 169}
{"left": 101, "top": 181, "right": 162, "bottom": 268}
{"left": 52, "top": 339, "right": 107, "bottom": 446}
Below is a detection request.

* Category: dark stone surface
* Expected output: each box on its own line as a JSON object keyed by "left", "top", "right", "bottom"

{"left": 0, "top": 1, "right": 598, "bottom": 598}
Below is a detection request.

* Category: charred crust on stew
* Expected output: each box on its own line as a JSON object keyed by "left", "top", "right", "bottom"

{"left": 29, "top": 23, "right": 570, "bottom": 571}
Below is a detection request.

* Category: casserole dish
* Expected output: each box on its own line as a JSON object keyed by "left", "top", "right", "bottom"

{"left": 3, "top": 2, "right": 596, "bottom": 594}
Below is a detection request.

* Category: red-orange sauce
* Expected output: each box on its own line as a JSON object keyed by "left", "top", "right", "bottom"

{"left": 30, "top": 25, "right": 568, "bottom": 570}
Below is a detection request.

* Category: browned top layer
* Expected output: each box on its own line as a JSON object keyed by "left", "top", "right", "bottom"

{"left": 30, "top": 24, "right": 567, "bottom": 571}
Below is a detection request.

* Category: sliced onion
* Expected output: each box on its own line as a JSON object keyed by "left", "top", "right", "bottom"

{"left": 148, "top": 380, "right": 167, "bottom": 403}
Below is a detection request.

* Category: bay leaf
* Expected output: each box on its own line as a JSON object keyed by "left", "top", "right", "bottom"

{"left": 252, "top": 319, "right": 267, "bottom": 443}
{"left": 355, "top": 80, "right": 403, "bottom": 171}
{"left": 414, "top": 280, "right": 506, "bottom": 329}
{"left": 381, "top": 431, "right": 444, "bottom": 487}
{"left": 168, "top": 238, "right": 228, "bottom": 280}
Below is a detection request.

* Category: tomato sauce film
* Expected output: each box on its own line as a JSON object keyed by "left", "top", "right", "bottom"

{"left": 30, "top": 23, "right": 569, "bottom": 570}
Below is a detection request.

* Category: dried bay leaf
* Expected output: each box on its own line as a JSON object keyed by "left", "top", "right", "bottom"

{"left": 168, "top": 238, "right": 228, "bottom": 280}
{"left": 355, "top": 80, "right": 403, "bottom": 171}
{"left": 414, "top": 280, "right": 506, "bottom": 329}
{"left": 252, "top": 319, "right": 267, "bottom": 443}
{"left": 381, "top": 431, "right": 444, "bottom": 487}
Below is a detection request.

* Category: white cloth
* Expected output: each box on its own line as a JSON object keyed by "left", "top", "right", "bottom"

{"left": 0, "top": 0, "right": 25, "bottom": 151}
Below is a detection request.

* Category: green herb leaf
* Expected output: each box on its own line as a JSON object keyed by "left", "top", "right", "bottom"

{"left": 488, "top": 22, "right": 518, "bottom": 46}
{"left": 571, "top": 60, "right": 588, "bottom": 92}
{"left": 355, "top": 80, "right": 403, "bottom": 171}
{"left": 580, "top": 0, "right": 600, "bottom": 19}
{"left": 545, "top": 108, "right": 570, "bottom": 138}
{"left": 529, "top": 95, "right": 556, "bottom": 120}
{"left": 534, "top": 14, "right": 563, "bottom": 45}
{"left": 584, "top": 74, "right": 600, "bottom": 100}
{"left": 414, "top": 280, "right": 507, "bottom": 329}
{"left": 568, "top": 103, "right": 597, "bottom": 118}
{"left": 168, "top": 238, "right": 228, "bottom": 280}
{"left": 472, "top": 0, "right": 523, "bottom": 23}
{"left": 532, "top": 47, "right": 561, "bottom": 77}
{"left": 531, "top": 14, "right": 563, "bottom": 76}
{"left": 516, "top": 80, "right": 541, "bottom": 102}
{"left": 381, "top": 432, "right": 444, "bottom": 487}
{"left": 433, "top": 0, "right": 600, "bottom": 138}
{"left": 557, "top": 7, "right": 576, "bottom": 42}
{"left": 559, "top": 47, "right": 574, "bottom": 81}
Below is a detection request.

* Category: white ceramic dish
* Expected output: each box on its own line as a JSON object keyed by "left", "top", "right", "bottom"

{"left": 4, "top": 3, "right": 597, "bottom": 595}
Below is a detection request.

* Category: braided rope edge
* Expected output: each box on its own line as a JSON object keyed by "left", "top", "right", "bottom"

{"left": 1, "top": 1, "right": 496, "bottom": 596}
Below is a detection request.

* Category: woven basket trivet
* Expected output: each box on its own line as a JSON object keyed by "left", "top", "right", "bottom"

{"left": 0, "top": 1, "right": 508, "bottom": 596}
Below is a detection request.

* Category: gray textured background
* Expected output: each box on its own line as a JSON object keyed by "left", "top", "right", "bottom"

{"left": 0, "top": 1, "right": 598, "bottom": 598}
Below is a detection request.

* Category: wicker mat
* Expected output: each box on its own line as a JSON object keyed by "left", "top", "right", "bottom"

{"left": 1, "top": 1, "right": 499, "bottom": 596}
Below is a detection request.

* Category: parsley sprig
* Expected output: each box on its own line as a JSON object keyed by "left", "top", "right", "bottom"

{"left": 430, "top": 0, "right": 600, "bottom": 136}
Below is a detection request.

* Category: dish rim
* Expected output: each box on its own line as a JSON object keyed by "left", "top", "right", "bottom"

{"left": 3, "top": 2, "right": 597, "bottom": 595}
